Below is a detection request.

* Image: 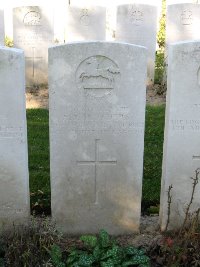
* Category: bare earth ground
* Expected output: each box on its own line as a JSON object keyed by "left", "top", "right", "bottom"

{"left": 26, "top": 85, "right": 164, "bottom": 251}
{"left": 25, "top": 84, "right": 166, "bottom": 109}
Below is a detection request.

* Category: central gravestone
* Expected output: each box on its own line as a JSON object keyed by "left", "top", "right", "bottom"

{"left": 115, "top": 4, "right": 158, "bottom": 84}
{"left": 66, "top": 6, "right": 106, "bottom": 41}
{"left": 0, "top": 47, "right": 29, "bottom": 230}
{"left": 49, "top": 42, "right": 147, "bottom": 234}
{"left": 13, "top": 6, "right": 54, "bottom": 86}
{"left": 166, "top": 4, "right": 200, "bottom": 48}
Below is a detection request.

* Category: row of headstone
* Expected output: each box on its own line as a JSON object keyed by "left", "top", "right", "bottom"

{"left": 11, "top": 4, "right": 158, "bottom": 86}
{"left": 0, "top": 41, "right": 147, "bottom": 234}
{"left": 3, "top": 2, "right": 200, "bottom": 87}
{"left": 2, "top": 40, "right": 200, "bottom": 233}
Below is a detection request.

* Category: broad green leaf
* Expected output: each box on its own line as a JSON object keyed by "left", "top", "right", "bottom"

{"left": 80, "top": 235, "right": 98, "bottom": 248}
{"left": 99, "top": 229, "right": 110, "bottom": 248}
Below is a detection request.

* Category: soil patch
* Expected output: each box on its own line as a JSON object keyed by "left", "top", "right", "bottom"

{"left": 26, "top": 84, "right": 166, "bottom": 109}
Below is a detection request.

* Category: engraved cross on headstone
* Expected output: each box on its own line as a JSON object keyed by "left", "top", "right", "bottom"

{"left": 77, "top": 139, "right": 117, "bottom": 204}
{"left": 26, "top": 47, "right": 43, "bottom": 77}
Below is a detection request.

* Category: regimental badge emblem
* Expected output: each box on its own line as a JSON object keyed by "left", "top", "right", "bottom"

{"left": 76, "top": 55, "right": 120, "bottom": 97}
{"left": 23, "top": 11, "right": 41, "bottom": 26}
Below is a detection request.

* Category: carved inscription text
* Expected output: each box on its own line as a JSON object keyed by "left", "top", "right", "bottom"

{"left": 128, "top": 6, "right": 143, "bottom": 26}
{"left": 180, "top": 10, "right": 193, "bottom": 26}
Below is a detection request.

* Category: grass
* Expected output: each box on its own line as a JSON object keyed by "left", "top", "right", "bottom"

{"left": 142, "top": 105, "right": 165, "bottom": 212}
{"left": 27, "top": 109, "right": 50, "bottom": 214}
{"left": 27, "top": 105, "right": 165, "bottom": 214}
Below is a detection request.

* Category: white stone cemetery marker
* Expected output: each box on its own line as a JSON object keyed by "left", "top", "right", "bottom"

{"left": 0, "top": 47, "right": 29, "bottom": 230}
{"left": 116, "top": 4, "right": 158, "bottom": 84}
{"left": 13, "top": 6, "right": 54, "bottom": 86}
{"left": 49, "top": 41, "right": 147, "bottom": 235}
{"left": 0, "top": 9, "right": 4, "bottom": 45}
{"left": 166, "top": 3, "right": 200, "bottom": 48}
{"left": 160, "top": 41, "right": 200, "bottom": 231}
{"left": 66, "top": 6, "right": 106, "bottom": 41}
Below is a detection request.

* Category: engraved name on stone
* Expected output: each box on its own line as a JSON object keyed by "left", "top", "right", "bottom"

{"left": 170, "top": 119, "right": 200, "bottom": 131}
{"left": 76, "top": 55, "right": 120, "bottom": 97}
{"left": 0, "top": 126, "right": 23, "bottom": 138}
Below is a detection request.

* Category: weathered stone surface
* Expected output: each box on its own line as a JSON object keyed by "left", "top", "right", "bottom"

{"left": 49, "top": 41, "right": 147, "bottom": 235}
{"left": 13, "top": 6, "right": 54, "bottom": 86}
{"left": 160, "top": 41, "right": 200, "bottom": 231}
{"left": 66, "top": 6, "right": 106, "bottom": 41}
{"left": 166, "top": 3, "right": 200, "bottom": 47}
{"left": 167, "top": 0, "right": 197, "bottom": 5}
{"left": 0, "top": 47, "right": 29, "bottom": 230}
{"left": 0, "top": 9, "right": 4, "bottom": 45}
{"left": 115, "top": 4, "right": 157, "bottom": 84}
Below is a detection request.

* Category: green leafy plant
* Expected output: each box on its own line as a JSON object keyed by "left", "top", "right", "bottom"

{"left": 49, "top": 244, "right": 65, "bottom": 267}
{"left": 65, "top": 229, "right": 150, "bottom": 267}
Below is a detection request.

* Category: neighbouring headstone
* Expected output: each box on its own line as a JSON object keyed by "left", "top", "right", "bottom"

{"left": 0, "top": 47, "right": 29, "bottom": 230}
{"left": 167, "top": 0, "right": 198, "bottom": 5}
{"left": 160, "top": 41, "right": 200, "bottom": 231}
{"left": 115, "top": 4, "right": 158, "bottom": 84}
{"left": 13, "top": 6, "right": 54, "bottom": 86}
{"left": 49, "top": 42, "right": 147, "bottom": 234}
{"left": 0, "top": 9, "right": 4, "bottom": 45}
{"left": 166, "top": 3, "right": 200, "bottom": 48}
{"left": 65, "top": 6, "right": 106, "bottom": 41}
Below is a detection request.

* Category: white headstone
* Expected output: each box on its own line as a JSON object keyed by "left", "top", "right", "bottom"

{"left": 66, "top": 6, "right": 106, "bottom": 41}
{"left": 160, "top": 41, "right": 200, "bottom": 230}
{"left": 13, "top": 6, "right": 54, "bottom": 86}
{"left": 167, "top": 0, "right": 199, "bottom": 5}
{"left": 0, "top": 10, "right": 4, "bottom": 45}
{"left": 166, "top": 4, "right": 200, "bottom": 48}
{"left": 49, "top": 42, "right": 147, "bottom": 235}
{"left": 71, "top": 0, "right": 161, "bottom": 7}
{"left": 116, "top": 4, "right": 158, "bottom": 84}
{"left": 0, "top": 47, "right": 29, "bottom": 230}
